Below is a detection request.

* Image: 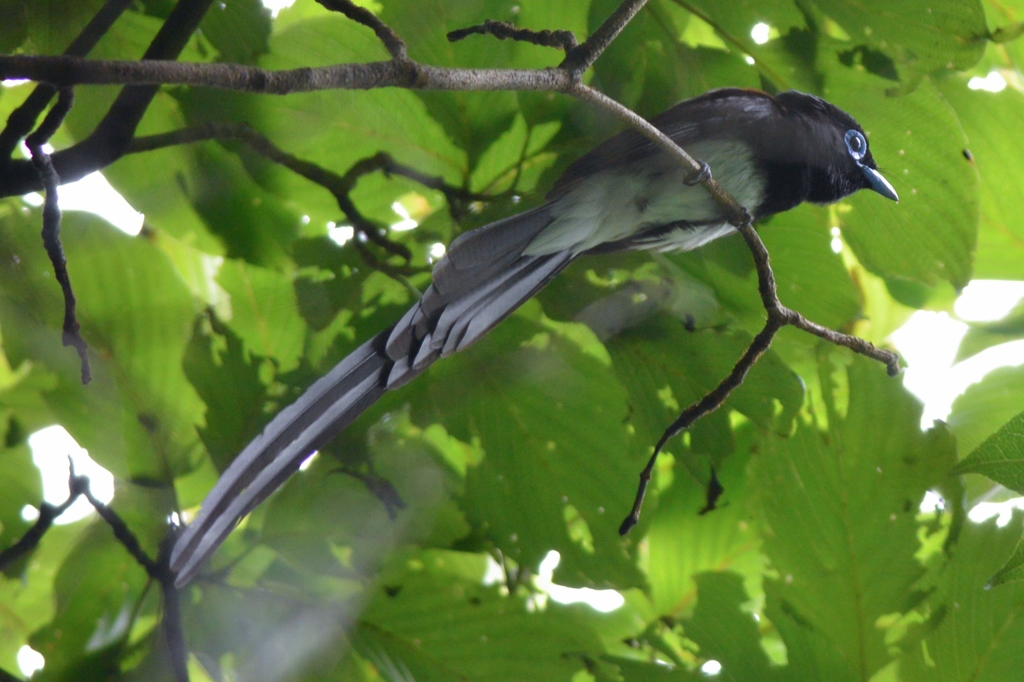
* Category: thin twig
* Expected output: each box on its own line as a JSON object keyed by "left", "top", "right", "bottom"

{"left": 561, "top": 0, "right": 648, "bottom": 73}
{"left": 129, "top": 124, "right": 470, "bottom": 268}
{"left": 82, "top": 485, "right": 161, "bottom": 577}
{"left": 315, "top": 0, "right": 407, "bottom": 59}
{"left": 619, "top": 320, "right": 777, "bottom": 533}
{"left": 448, "top": 20, "right": 579, "bottom": 52}
{"left": 25, "top": 88, "right": 91, "bottom": 384}
{"left": 619, "top": 217, "right": 900, "bottom": 533}
{"left": 333, "top": 464, "right": 407, "bottom": 520}
{"left": 157, "top": 532, "right": 189, "bottom": 682}
{"left": 0, "top": 472, "right": 86, "bottom": 570}
{"left": 666, "top": 0, "right": 789, "bottom": 90}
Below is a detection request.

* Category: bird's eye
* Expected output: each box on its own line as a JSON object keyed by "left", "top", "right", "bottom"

{"left": 845, "top": 130, "right": 867, "bottom": 162}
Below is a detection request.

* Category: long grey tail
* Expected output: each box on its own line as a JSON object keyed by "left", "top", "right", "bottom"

{"left": 170, "top": 204, "right": 573, "bottom": 586}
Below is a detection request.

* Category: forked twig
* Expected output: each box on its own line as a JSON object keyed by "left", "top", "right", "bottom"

{"left": 24, "top": 88, "right": 91, "bottom": 384}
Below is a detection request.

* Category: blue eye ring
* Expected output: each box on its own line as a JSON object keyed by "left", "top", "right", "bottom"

{"left": 845, "top": 129, "right": 867, "bottom": 162}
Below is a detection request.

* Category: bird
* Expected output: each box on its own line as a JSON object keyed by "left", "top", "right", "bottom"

{"left": 170, "top": 87, "right": 898, "bottom": 586}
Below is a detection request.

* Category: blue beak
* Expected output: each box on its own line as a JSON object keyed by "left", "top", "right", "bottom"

{"left": 862, "top": 165, "right": 899, "bottom": 202}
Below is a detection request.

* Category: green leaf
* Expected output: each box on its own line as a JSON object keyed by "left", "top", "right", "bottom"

{"left": 27, "top": 522, "right": 151, "bottom": 681}
{"left": 753, "top": 357, "right": 957, "bottom": 679}
{"left": 761, "top": 204, "right": 860, "bottom": 330}
{"left": 898, "top": 516, "right": 1024, "bottom": 681}
{"left": 0, "top": 521, "right": 86, "bottom": 673}
{"left": 183, "top": 316, "right": 268, "bottom": 473}
{"left": 812, "top": 0, "right": 987, "bottom": 75}
{"left": 254, "top": 14, "right": 466, "bottom": 187}
{"left": 216, "top": 258, "right": 306, "bottom": 373}
{"left": 685, "top": 572, "right": 773, "bottom": 680}
{"left": 401, "top": 314, "right": 646, "bottom": 588}
{"left": 0, "top": 211, "right": 205, "bottom": 480}
{"left": 379, "top": 0, "right": 520, "bottom": 164}
{"left": 23, "top": 0, "right": 112, "bottom": 55}
{"left": 989, "top": 531, "right": 1024, "bottom": 587}
{"left": 952, "top": 410, "right": 1024, "bottom": 494}
{"left": 0, "top": 441, "right": 40, "bottom": 554}
{"left": 948, "top": 365, "right": 1024, "bottom": 457}
{"left": 199, "top": 0, "right": 272, "bottom": 64}
{"left": 607, "top": 319, "right": 805, "bottom": 442}
{"left": 680, "top": 0, "right": 807, "bottom": 58}
{"left": 825, "top": 71, "right": 979, "bottom": 289}
{"left": 644, "top": 429, "right": 765, "bottom": 618}
{"left": 937, "top": 78, "right": 1024, "bottom": 280}
{"left": 955, "top": 299, "right": 1024, "bottom": 362}
{"left": 358, "top": 556, "right": 604, "bottom": 682}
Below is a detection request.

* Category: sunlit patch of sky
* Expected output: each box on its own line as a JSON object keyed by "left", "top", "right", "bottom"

{"left": 488, "top": 550, "right": 625, "bottom": 613}
{"left": 891, "top": 281, "right": 1024, "bottom": 429}
{"left": 262, "top": 0, "right": 296, "bottom": 17}
{"left": 27, "top": 425, "right": 114, "bottom": 524}
{"left": 750, "top": 22, "right": 771, "bottom": 45}
{"left": 968, "top": 71, "right": 1007, "bottom": 93}
{"left": 390, "top": 201, "right": 418, "bottom": 231}
{"left": 701, "top": 659, "right": 723, "bottom": 676}
{"left": 17, "top": 645, "right": 45, "bottom": 677}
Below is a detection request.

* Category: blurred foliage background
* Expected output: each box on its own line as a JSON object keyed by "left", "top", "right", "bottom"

{"left": 1, "top": 0, "right": 1024, "bottom": 679}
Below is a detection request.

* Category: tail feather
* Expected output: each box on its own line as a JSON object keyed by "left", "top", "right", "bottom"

{"left": 171, "top": 334, "right": 390, "bottom": 585}
{"left": 447, "top": 252, "right": 574, "bottom": 354}
{"left": 171, "top": 203, "right": 575, "bottom": 586}
{"left": 173, "top": 373, "right": 387, "bottom": 586}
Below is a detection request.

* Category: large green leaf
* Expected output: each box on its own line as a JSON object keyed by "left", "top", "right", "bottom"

{"left": 754, "top": 357, "right": 957, "bottom": 679}
{"left": 955, "top": 299, "right": 1024, "bottom": 362}
{"left": 400, "top": 313, "right": 646, "bottom": 588}
{"left": 28, "top": 520, "right": 153, "bottom": 682}
{"left": 947, "top": 365, "right": 1024, "bottom": 457}
{"left": 0, "top": 211, "right": 205, "bottom": 480}
{"left": 216, "top": 257, "right": 306, "bottom": 373}
{"left": 685, "top": 572, "right": 773, "bottom": 680}
{"left": 938, "top": 78, "right": 1024, "bottom": 280}
{"left": 0, "top": 522, "right": 86, "bottom": 674}
{"left": 358, "top": 552, "right": 605, "bottom": 682}
{"left": 379, "top": 0, "right": 521, "bottom": 164}
{"left": 812, "top": 0, "right": 987, "bottom": 75}
{"left": 952, "top": 410, "right": 1024, "bottom": 494}
{"left": 0, "top": 441, "right": 39, "bottom": 554}
{"left": 826, "top": 70, "right": 979, "bottom": 289}
{"left": 898, "top": 516, "right": 1024, "bottom": 681}
{"left": 254, "top": 14, "right": 466, "bottom": 187}
{"left": 644, "top": 434, "right": 765, "bottom": 619}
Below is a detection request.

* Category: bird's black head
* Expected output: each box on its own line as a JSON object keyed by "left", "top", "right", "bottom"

{"left": 771, "top": 90, "right": 898, "bottom": 209}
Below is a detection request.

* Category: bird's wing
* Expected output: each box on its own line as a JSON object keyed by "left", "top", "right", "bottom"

{"left": 171, "top": 203, "right": 574, "bottom": 586}
{"left": 548, "top": 88, "right": 778, "bottom": 200}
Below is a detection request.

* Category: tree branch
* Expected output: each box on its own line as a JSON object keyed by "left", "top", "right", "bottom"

{"left": 0, "top": 0, "right": 135, "bottom": 160}
{"left": 25, "top": 88, "right": 91, "bottom": 384}
{"left": 448, "top": 20, "right": 579, "bottom": 52}
{"left": 316, "top": 0, "right": 407, "bottom": 58}
{"left": 561, "top": 0, "right": 648, "bottom": 73}
{"left": 128, "top": 124, "right": 477, "bottom": 269}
